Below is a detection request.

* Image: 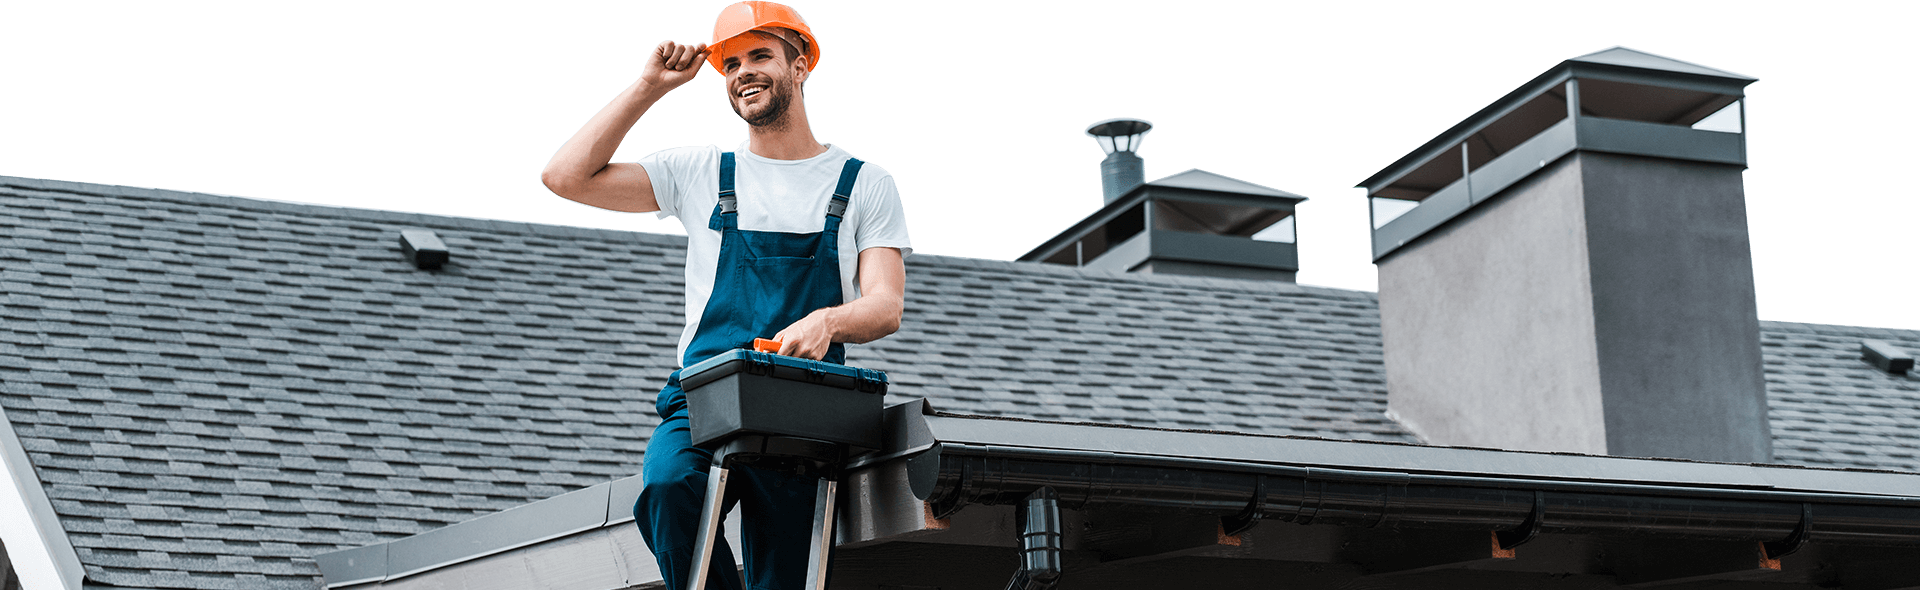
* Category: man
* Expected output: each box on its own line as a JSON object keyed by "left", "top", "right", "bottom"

{"left": 539, "top": 3, "right": 910, "bottom": 589}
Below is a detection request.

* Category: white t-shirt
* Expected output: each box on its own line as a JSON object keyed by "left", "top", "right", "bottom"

{"left": 639, "top": 143, "right": 913, "bottom": 366}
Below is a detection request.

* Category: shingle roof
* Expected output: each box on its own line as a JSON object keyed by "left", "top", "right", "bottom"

{"left": 1760, "top": 321, "right": 1920, "bottom": 471}
{"left": 862, "top": 257, "right": 1405, "bottom": 439}
{"left": 0, "top": 176, "right": 1914, "bottom": 589}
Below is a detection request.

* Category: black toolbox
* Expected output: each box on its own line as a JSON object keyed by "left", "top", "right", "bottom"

{"left": 679, "top": 349, "right": 890, "bottom": 452}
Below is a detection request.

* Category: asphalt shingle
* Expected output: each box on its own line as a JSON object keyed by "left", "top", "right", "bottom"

{"left": 1, "top": 176, "right": 1914, "bottom": 589}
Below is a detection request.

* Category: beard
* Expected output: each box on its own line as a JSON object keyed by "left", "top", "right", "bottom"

{"left": 732, "top": 80, "right": 795, "bottom": 131}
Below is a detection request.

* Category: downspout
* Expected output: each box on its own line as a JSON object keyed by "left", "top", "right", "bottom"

{"left": 1006, "top": 486, "right": 1063, "bottom": 590}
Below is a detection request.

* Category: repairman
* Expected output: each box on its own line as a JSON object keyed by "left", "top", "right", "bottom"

{"left": 539, "top": 2, "right": 911, "bottom": 589}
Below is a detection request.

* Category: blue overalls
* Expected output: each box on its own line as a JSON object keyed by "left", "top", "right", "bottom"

{"left": 636, "top": 152, "right": 862, "bottom": 590}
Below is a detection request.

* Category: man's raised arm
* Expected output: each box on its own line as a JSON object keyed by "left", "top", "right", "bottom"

{"left": 540, "top": 41, "right": 709, "bottom": 213}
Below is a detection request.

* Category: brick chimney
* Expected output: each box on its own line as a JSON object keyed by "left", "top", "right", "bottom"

{"left": 1360, "top": 48, "right": 1769, "bottom": 462}
{"left": 1020, "top": 120, "right": 1307, "bottom": 282}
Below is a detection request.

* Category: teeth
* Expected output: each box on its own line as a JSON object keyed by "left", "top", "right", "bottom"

{"left": 741, "top": 87, "right": 762, "bottom": 97}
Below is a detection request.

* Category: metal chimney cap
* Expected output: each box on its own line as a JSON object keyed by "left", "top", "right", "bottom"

{"left": 1086, "top": 118, "right": 1152, "bottom": 138}
{"left": 1088, "top": 118, "right": 1153, "bottom": 156}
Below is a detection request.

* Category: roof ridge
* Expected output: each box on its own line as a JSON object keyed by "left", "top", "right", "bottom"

{"left": 1758, "top": 320, "right": 1912, "bottom": 334}
{"left": 0, "top": 174, "right": 686, "bottom": 247}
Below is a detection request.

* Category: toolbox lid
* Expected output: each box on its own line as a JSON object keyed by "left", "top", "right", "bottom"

{"left": 679, "top": 349, "right": 890, "bottom": 394}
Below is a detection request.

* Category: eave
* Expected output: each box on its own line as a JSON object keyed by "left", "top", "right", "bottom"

{"left": 320, "top": 400, "right": 1920, "bottom": 589}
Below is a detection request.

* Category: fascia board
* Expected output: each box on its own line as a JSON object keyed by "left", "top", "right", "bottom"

{"left": 0, "top": 404, "right": 85, "bottom": 590}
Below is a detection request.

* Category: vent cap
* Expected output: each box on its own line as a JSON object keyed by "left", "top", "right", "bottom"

{"left": 399, "top": 229, "right": 449, "bottom": 270}
{"left": 1862, "top": 340, "right": 1914, "bottom": 374}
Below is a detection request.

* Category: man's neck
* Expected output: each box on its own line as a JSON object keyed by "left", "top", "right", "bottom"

{"left": 746, "top": 104, "right": 827, "bottom": 161}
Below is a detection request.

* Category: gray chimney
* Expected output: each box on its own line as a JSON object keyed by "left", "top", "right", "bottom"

{"left": 1361, "top": 48, "right": 1767, "bottom": 463}
{"left": 1020, "top": 120, "right": 1306, "bottom": 281}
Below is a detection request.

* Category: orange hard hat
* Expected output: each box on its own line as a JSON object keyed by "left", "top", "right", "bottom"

{"left": 708, "top": 1, "right": 821, "bottom": 75}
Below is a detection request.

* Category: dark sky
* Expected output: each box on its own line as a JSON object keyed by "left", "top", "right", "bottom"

{"left": 4, "top": 0, "right": 1916, "bottom": 330}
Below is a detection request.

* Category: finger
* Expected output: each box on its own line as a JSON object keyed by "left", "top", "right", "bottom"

{"left": 654, "top": 40, "right": 675, "bottom": 64}
{"left": 679, "top": 43, "right": 702, "bottom": 70}
{"left": 663, "top": 44, "right": 684, "bottom": 71}
{"left": 778, "top": 338, "right": 798, "bottom": 358}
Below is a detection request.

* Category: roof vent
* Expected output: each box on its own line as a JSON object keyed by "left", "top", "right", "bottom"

{"left": 399, "top": 229, "right": 449, "bottom": 270}
{"left": 1016, "top": 119, "right": 1306, "bottom": 282}
{"left": 1087, "top": 118, "right": 1152, "bottom": 203}
{"left": 1862, "top": 340, "right": 1914, "bottom": 374}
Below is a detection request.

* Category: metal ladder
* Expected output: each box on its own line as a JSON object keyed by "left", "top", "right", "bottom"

{"left": 686, "top": 435, "right": 846, "bottom": 590}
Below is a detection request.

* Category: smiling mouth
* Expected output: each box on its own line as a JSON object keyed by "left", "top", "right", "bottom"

{"left": 738, "top": 86, "right": 765, "bottom": 98}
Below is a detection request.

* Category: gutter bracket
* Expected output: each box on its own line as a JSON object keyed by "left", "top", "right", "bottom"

{"left": 1220, "top": 475, "right": 1265, "bottom": 537}
{"left": 1762, "top": 503, "right": 1813, "bottom": 560}
{"left": 1494, "top": 490, "right": 1545, "bottom": 551}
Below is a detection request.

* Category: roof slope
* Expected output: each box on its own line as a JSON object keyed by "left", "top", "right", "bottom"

{"left": 861, "top": 257, "right": 1403, "bottom": 439}
{"left": 0, "top": 178, "right": 682, "bottom": 589}
{"left": 1761, "top": 321, "right": 1920, "bottom": 470}
{"left": 0, "top": 176, "right": 1914, "bottom": 589}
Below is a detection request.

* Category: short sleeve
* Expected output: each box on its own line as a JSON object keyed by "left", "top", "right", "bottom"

{"left": 636, "top": 146, "right": 717, "bottom": 220}
{"left": 853, "top": 170, "right": 912, "bottom": 258}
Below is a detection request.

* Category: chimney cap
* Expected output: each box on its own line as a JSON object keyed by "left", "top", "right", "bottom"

{"left": 1088, "top": 118, "right": 1153, "bottom": 157}
{"left": 1087, "top": 118, "right": 1153, "bottom": 138}
{"left": 1356, "top": 46, "right": 1755, "bottom": 192}
{"left": 1151, "top": 169, "right": 1308, "bottom": 203}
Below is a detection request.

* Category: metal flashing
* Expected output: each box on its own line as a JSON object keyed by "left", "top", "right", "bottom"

{"left": 1575, "top": 116, "right": 1745, "bottom": 165}
{"left": 0, "top": 403, "right": 84, "bottom": 590}
{"left": 1358, "top": 47, "right": 1753, "bottom": 192}
{"left": 314, "top": 544, "right": 386, "bottom": 589}
{"left": 1367, "top": 94, "right": 1758, "bottom": 261}
{"left": 1017, "top": 170, "right": 1304, "bottom": 263}
{"left": 1149, "top": 169, "right": 1309, "bottom": 201}
{"left": 1569, "top": 46, "right": 1755, "bottom": 81}
{"left": 319, "top": 482, "right": 615, "bottom": 585}
{"left": 605, "top": 473, "right": 646, "bottom": 526}
{"left": 1088, "top": 230, "right": 1299, "bottom": 273}
{"left": 1017, "top": 185, "right": 1153, "bottom": 263}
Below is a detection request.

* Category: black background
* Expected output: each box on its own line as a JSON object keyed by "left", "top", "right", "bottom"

{"left": 11, "top": 8, "right": 1904, "bottom": 328}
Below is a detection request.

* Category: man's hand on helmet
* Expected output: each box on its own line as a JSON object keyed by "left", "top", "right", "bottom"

{"left": 642, "top": 41, "right": 709, "bottom": 92}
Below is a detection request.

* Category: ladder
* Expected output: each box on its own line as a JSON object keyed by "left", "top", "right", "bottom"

{"left": 686, "top": 435, "right": 846, "bottom": 590}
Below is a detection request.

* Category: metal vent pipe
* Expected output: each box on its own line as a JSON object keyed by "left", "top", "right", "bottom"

{"left": 1087, "top": 118, "right": 1152, "bottom": 203}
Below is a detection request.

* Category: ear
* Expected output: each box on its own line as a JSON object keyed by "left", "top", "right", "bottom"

{"left": 793, "top": 56, "right": 810, "bottom": 81}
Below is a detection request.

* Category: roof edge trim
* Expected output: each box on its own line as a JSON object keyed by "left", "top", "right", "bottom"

{"left": 0, "top": 403, "right": 87, "bottom": 590}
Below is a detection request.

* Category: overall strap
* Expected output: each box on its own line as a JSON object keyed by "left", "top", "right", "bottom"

{"left": 826, "top": 158, "right": 864, "bottom": 219}
{"left": 709, "top": 152, "right": 738, "bottom": 231}
{"left": 718, "top": 152, "right": 738, "bottom": 213}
